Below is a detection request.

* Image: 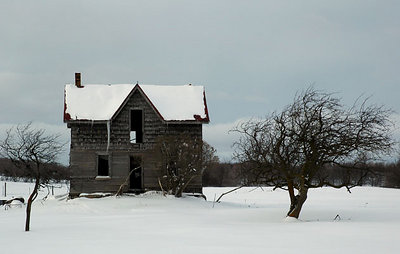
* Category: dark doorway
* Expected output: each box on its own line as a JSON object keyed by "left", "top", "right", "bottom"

{"left": 129, "top": 156, "right": 142, "bottom": 190}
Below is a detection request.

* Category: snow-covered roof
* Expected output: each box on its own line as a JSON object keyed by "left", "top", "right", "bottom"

{"left": 64, "top": 83, "right": 209, "bottom": 123}
{"left": 64, "top": 84, "right": 133, "bottom": 121}
{"left": 139, "top": 85, "right": 207, "bottom": 121}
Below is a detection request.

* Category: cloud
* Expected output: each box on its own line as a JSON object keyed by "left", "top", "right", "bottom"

{"left": 1, "top": 1, "right": 400, "bottom": 162}
{"left": 203, "top": 118, "right": 251, "bottom": 162}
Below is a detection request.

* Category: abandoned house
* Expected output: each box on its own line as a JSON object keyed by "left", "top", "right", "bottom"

{"left": 64, "top": 73, "right": 210, "bottom": 197}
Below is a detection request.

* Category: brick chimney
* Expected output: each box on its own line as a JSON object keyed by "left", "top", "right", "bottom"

{"left": 75, "top": 73, "right": 82, "bottom": 88}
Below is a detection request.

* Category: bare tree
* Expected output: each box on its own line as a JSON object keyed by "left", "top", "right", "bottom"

{"left": 153, "top": 134, "right": 218, "bottom": 197}
{"left": 0, "top": 123, "right": 65, "bottom": 231}
{"left": 233, "top": 88, "right": 394, "bottom": 218}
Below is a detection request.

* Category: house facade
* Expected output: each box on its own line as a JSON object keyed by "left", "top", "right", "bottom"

{"left": 64, "top": 73, "right": 209, "bottom": 197}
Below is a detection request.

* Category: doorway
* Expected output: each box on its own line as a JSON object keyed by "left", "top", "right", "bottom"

{"left": 129, "top": 156, "right": 142, "bottom": 190}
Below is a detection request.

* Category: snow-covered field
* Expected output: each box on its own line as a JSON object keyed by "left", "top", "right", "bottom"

{"left": 0, "top": 181, "right": 399, "bottom": 254}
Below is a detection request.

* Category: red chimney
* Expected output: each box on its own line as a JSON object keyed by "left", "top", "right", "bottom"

{"left": 75, "top": 73, "right": 82, "bottom": 88}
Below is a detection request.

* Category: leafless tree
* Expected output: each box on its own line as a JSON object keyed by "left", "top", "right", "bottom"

{"left": 233, "top": 88, "right": 394, "bottom": 218}
{"left": 153, "top": 134, "right": 219, "bottom": 197}
{"left": 0, "top": 123, "right": 65, "bottom": 231}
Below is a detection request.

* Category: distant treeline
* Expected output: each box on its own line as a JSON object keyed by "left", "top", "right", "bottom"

{"left": 2, "top": 157, "right": 399, "bottom": 189}
{"left": 0, "top": 158, "right": 70, "bottom": 182}
{"left": 203, "top": 163, "right": 242, "bottom": 187}
{"left": 203, "top": 161, "right": 400, "bottom": 189}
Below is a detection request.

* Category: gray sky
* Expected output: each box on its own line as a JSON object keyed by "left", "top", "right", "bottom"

{"left": 1, "top": 0, "right": 399, "bottom": 163}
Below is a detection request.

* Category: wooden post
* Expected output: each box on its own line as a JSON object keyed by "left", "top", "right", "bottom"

{"left": 4, "top": 182, "right": 6, "bottom": 197}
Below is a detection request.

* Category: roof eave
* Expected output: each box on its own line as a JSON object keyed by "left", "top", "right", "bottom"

{"left": 164, "top": 119, "right": 209, "bottom": 124}
{"left": 65, "top": 119, "right": 109, "bottom": 127}
{"left": 202, "top": 88, "right": 210, "bottom": 123}
{"left": 63, "top": 86, "right": 71, "bottom": 123}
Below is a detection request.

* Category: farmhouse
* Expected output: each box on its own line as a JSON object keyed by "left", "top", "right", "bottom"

{"left": 64, "top": 73, "right": 209, "bottom": 197}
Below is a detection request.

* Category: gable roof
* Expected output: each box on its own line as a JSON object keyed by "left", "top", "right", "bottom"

{"left": 64, "top": 83, "right": 209, "bottom": 123}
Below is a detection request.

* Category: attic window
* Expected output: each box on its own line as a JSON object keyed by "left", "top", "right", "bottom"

{"left": 130, "top": 110, "right": 143, "bottom": 143}
{"left": 98, "top": 155, "right": 109, "bottom": 176}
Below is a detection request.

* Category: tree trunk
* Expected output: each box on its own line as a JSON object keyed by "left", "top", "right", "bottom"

{"left": 287, "top": 180, "right": 296, "bottom": 211}
{"left": 115, "top": 166, "right": 140, "bottom": 196}
{"left": 287, "top": 187, "right": 308, "bottom": 219}
{"left": 175, "top": 175, "right": 197, "bottom": 198}
{"left": 25, "top": 176, "right": 40, "bottom": 232}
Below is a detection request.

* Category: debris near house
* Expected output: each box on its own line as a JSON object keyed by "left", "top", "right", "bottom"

{"left": 78, "top": 193, "right": 113, "bottom": 199}
{"left": 1, "top": 197, "right": 25, "bottom": 209}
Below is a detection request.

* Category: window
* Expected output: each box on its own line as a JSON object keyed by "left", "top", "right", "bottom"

{"left": 130, "top": 109, "right": 143, "bottom": 143}
{"left": 98, "top": 155, "right": 109, "bottom": 176}
{"left": 130, "top": 131, "right": 137, "bottom": 143}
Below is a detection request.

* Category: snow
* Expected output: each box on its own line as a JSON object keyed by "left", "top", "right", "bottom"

{"left": 1, "top": 181, "right": 399, "bottom": 253}
{"left": 140, "top": 84, "right": 207, "bottom": 121}
{"left": 65, "top": 84, "right": 133, "bottom": 120}
{"left": 65, "top": 84, "right": 208, "bottom": 121}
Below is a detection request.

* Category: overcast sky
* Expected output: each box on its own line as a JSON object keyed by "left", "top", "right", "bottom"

{"left": 1, "top": 0, "right": 399, "bottom": 164}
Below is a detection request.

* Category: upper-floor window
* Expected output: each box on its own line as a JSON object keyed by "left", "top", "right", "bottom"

{"left": 130, "top": 109, "right": 143, "bottom": 143}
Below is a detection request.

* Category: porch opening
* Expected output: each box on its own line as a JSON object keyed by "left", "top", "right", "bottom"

{"left": 129, "top": 156, "right": 142, "bottom": 191}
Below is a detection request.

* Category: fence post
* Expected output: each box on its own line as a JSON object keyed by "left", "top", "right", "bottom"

{"left": 4, "top": 182, "right": 6, "bottom": 197}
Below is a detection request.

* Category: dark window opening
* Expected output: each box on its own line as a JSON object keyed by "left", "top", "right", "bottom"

{"left": 98, "top": 155, "right": 109, "bottom": 176}
{"left": 129, "top": 156, "right": 142, "bottom": 190}
{"left": 130, "top": 110, "right": 143, "bottom": 143}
